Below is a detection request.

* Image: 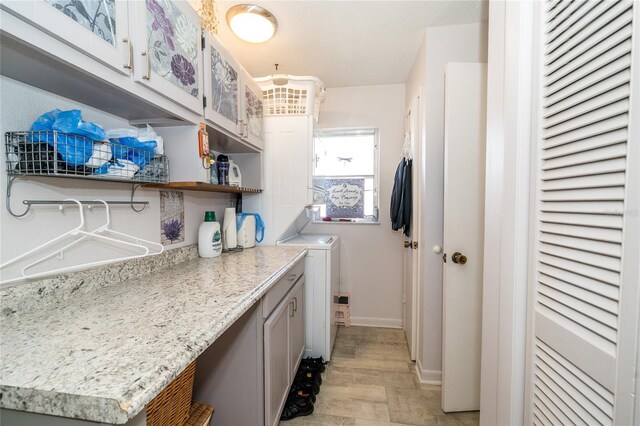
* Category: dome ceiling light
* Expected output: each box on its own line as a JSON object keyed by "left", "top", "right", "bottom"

{"left": 226, "top": 4, "right": 278, "bottom": 43}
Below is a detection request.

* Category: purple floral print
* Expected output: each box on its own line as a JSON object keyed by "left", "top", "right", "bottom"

{"left": 171, "top": 54, "right": 196, "bottom": 85}
{"left": 146, "top": 0, "right": 174, "bottom": 50}
{"left": 162, "top": 218, "right": 184, "bottom": 242}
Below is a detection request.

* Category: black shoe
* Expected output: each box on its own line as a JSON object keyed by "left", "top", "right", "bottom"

{"left": 295, "top": 369, "right": 322, "bottom": 386}
{"left": 289, "top": 386, "right": 316, "bottom": 403}
{"left": 302, "top": 356, "right": 327, "bottom": 373}
{"left": 293, "top": 374, "right": 320, "bottom": 394}
{"left": 280, "top": 396, "right": 314, "bottom": 420}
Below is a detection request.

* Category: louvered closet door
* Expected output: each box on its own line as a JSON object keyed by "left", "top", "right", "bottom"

{"left": 530, "top": 1, "right": 638, "bottom": 425}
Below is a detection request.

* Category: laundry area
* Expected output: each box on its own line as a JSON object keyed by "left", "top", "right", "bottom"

{"left": 1, "top": 1, "right": 639, "bottom": 426}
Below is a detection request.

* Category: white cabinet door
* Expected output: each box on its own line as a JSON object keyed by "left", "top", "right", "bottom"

{"left": 1, "top": 0, "right": 130, "bottom": 75}
{"left": 264, "top": 296, "right": 291, "bottom": 426}
{"left": 129, "top": 0, "right": 203, "bottom": 114}
{"left": 241, "top": 73, "right": 265, "bottom": 150}
{"left": 289, "top": 277, "right": 305, "bottom": 378}
{"left": 203, "top": 33, "right": 241, "bottom": 136}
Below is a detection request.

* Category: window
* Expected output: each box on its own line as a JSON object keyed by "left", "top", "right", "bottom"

{"left": 312, "top": 129, "right": 379, "bottom": 223}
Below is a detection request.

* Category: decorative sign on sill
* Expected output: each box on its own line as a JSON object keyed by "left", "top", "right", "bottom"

{"left": 325, "top": 178, "right": 364, "bottom": 219}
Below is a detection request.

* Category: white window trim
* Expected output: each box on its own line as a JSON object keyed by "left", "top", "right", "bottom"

{"left": 312, "top": 127, "right": 380, "bottom": 224}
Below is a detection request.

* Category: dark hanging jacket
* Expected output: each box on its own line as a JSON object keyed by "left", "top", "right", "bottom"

{"left": 390, "top": 159, "right": 405, "bottom": 229}
{"left": 390, "top": 158, "right": 412, "bottom": 237}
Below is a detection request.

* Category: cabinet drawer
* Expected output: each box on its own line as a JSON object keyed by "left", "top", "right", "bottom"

{"left": 263, "top": 259, "right": 304, "bottom": 318}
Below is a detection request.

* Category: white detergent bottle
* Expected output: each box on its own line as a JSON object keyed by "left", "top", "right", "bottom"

{"left": 198, "top": 211, "right": 222, "bottom": 258}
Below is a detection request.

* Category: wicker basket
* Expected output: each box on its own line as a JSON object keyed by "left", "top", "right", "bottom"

{"left": 146, "top": 362, "right": 196, "bottom": 426}
{"left": 185, "top": 402, "right": 215, "bottom": 426}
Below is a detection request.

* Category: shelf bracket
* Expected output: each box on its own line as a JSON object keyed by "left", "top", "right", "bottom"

{"left": 130, "top": 184, "right": 145, "bottom": 212}
{"left": 6, "top": 176, "right": 30, "bottom": 218}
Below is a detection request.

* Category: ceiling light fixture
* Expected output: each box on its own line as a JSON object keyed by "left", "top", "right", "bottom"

{"left": 226, "top": 4, "right": 278, "bottom": 43}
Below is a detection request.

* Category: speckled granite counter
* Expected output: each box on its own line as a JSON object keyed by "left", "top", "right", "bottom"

{"left": 0, "top": 246, "right": 307, "bottom": 424}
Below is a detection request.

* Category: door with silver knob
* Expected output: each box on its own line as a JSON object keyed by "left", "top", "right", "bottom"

{"left": 441, "top": 63, "right": 487, "bottom": 412}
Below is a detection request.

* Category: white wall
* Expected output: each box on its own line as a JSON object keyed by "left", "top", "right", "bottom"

{"left": 306, "top": 84, "right": 406, "bottom": 327}
{"left": 0, "top": 77, "right": 233, "bottom": 283}
{"left": 405, "top": 22, "right": 488, "bottom": 383}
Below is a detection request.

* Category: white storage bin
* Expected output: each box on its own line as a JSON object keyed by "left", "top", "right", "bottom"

{"left": 255, "top": 75, "right": 326, "bottom": 122}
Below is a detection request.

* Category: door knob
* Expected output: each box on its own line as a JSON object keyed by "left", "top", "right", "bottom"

{"left": 452, "top": 252, "right": 467, "bottom": 265}
{"left": 404, "top": 241, "right": 412, "bottom": 248}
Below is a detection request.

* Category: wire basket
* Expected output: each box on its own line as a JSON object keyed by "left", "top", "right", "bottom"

{"left": 256, "top": 76, "right": 326, "bottom": 122}
{"left": 5, "top": 131, "right": 169, "bottom": 183}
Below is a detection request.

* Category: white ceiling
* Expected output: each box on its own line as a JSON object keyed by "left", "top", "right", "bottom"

{"left": 214, "top": 1, "right": 488, "bottom": 88}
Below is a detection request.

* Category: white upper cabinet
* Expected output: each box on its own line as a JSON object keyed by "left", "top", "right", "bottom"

{"left": 2, "top": 0, "right": 131, "bottom": 75}
{"left": 241, "top": 73, "right": 265, "bottom": 150}
{"left": 203, "top": 33, "right": 242, "bottom": 136}
{"left": 203, "top": 33, "right": 264, "bottom": 151}
{"left": 129, "top": 0, "right": 203, "bottom": 115}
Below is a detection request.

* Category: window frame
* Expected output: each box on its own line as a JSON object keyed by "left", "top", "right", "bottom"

{"left": 311, "top": 127, "right": 380, "bottom": 224}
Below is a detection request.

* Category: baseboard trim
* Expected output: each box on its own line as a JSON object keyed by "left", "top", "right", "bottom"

{"left": 416, "top": 358, "right": 442, "bottom": 384}
{"left": 349, "top": 317, "right": 403, "bottom": 328}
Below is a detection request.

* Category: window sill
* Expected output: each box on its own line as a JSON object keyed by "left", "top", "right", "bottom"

{"left": 312, "top": 220, "right": 380, "bottom": 225}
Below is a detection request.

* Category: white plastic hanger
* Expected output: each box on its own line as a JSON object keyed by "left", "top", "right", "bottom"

{"left": 1, "top": 199, "right": 163, "bottom": 285}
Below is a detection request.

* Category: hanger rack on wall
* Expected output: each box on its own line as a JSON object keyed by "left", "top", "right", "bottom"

{"left": 5, "top": 177, "right": 148, "bottom": 217}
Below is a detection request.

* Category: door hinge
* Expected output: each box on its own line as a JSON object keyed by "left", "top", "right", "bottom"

{"left": 203, "top": 96, "right": 207, "bottom": 109}
{"left": 201, "top": 35, "right": 205, "bottom": 50}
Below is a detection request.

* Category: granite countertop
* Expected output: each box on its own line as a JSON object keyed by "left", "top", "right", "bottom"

{"left": 0, "top": 246, "right": 307, "bottom": 424}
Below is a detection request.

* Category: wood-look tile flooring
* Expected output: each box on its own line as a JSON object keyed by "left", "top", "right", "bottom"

{"left": 281, "top": 326, "right": 479, "bottom": 426}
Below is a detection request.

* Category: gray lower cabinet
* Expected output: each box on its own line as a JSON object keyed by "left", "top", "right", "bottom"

{"left": 264, "top": 276, "right": 305, "bottom": 426}
{"left": 194, "top": 258, "right": 305, "bottom": 426}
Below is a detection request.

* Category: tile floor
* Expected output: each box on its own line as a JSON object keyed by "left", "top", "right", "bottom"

{"left": 281, "top": 326, "right": 480, "bottom": 426}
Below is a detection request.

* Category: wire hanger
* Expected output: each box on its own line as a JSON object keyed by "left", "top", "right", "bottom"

{"left": 1, "top": 199, "right": 163, "bottom": 285}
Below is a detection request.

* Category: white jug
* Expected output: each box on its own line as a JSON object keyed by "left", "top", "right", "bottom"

{"left": 228, "top": 160, "right": 242, "bottom": 187}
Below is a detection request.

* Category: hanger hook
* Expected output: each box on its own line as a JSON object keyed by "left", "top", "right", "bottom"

{"left": 92, "top": 199, "right": 110, "bottom": 230}
{"left": 64, "top": 199, "right": 85, "bottom": 229}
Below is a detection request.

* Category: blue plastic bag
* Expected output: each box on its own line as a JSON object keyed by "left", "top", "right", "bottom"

{"left": 29, "top": 109, "right": 106, "bottom": 166}
{"left": 109, "top": 137, "right": 157, "bottom": 167}
{"left": 52, "top": 110, "right": 107, "bottom": 141}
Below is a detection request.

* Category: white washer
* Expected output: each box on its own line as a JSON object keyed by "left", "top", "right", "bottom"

{"left": 277, "top": 210, "right": 340, "bottom": 361}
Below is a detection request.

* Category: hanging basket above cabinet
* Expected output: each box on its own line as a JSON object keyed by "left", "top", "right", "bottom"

{"left": 255, "top": 75, "right": 326, "bottom": 122}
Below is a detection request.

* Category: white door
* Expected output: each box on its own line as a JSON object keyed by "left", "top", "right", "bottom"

{"left": 441, "top": 63, "right": 487, "bottom": 412}
{"left": 1, "top": 0, "right": 130, "bottom": 75}
{"left": 130, "top": 0, "right": 203, "bottom": 115}
{"left": 403, "top": 95, "right": 420, "bottom": 361}
{"left": 526, "top": 1, "right": 640, "bottom": 424}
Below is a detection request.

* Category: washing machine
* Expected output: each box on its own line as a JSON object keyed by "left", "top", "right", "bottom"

{"left": 277, "top": 208, "right": 340, "bottom": 361}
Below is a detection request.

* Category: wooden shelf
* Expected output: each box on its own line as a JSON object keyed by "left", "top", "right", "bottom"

{"left": 142, "top": 182, "right": 262, "bottom": 194}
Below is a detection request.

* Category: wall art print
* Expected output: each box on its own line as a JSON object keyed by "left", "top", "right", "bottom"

{"left": 325, "top": 178, "right": 365, "bottom": 219}
{"left": 146, "top": 0, "right": 199, "bottom": 97}
{"left": 245, "top": 86, "right": 264, "bottom": 139}
{"left": 160, "top": 190, "right": 185, "bottom": 245}
{"left": 211, "top": 47, "right": 238, "bottom": 123}
{"left": 47, "top": 0, "right": 116, "bottom": 45}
